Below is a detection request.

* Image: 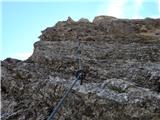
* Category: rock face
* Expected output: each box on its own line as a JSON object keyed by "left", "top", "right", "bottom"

{"left": 1, "top": 16, "right": 160, "bottom": 120}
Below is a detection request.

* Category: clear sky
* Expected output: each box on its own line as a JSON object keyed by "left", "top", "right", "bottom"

{"left": 1, "top": 0, "right": 160, "bottom": 60}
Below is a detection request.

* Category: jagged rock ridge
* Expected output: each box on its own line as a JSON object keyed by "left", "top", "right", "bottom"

{"left": 1, "top": 16, "right": 160, "bottom": 120}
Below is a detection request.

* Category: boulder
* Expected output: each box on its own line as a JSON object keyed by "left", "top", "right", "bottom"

{"left": 78, "top": 18, "right": 90, "bottom": 23}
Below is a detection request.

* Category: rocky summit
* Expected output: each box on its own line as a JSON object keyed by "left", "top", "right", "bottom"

{"left": 1, "top": 16, "right": 160, "bottom": 120}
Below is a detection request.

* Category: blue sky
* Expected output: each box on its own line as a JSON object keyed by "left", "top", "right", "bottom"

{"left": 1, "top": 0, "right": 160, "bottom": 60}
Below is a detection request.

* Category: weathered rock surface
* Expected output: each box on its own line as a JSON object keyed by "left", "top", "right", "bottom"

{"left": 1, "top": 16, "right": 160, "bottom": 120}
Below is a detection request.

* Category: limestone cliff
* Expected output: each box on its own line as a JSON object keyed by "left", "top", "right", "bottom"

{"left": 1, "top": 16, "right": 160, "bottom": 120}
